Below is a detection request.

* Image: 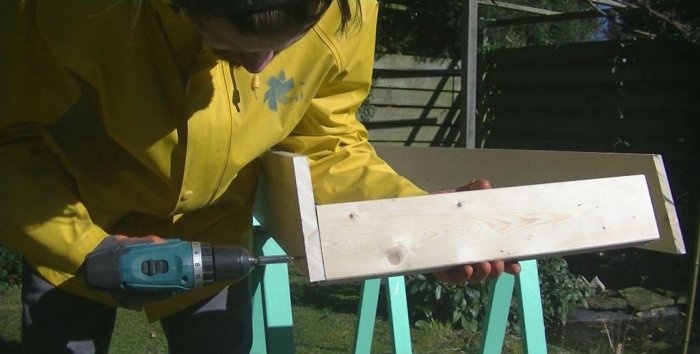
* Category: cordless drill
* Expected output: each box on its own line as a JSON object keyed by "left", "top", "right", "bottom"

{"left": 84, "top": 239, "right": 294, "bottom": 293}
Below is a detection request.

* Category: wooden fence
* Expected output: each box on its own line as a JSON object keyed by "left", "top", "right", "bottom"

{"left": 367, "top": 40, "right": 698, "bottom": 151}
{"left": 366, "top": 55, "right": 463, "bottom": 147}
{"left": 479, "top": 39, "right": 699, "bottom": 156}
{"left": 366, "top": 39, "right": 699, "bottom": 242}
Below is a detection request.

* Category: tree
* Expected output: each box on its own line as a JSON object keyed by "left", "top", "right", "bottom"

{"left": 376, "top": 1, "right": 463, "bottom": 57}
{"left": 480, "top": 0, "right": 600, "bottom": 50}
{"left": 376, "top": 0, "right": 600, "bottom": 57}
{"left": 595, "top": 0, "right": 700, "bottom": 44}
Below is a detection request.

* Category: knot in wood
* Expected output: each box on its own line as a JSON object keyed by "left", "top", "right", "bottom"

{"left": 386, "top": 244, "right": 408, "bottom": 265}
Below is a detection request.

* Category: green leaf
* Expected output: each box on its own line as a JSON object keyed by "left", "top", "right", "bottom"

{"left": 452, "top": 309, "right": 462, "bottom": 324}
{"left": 461, "top": 316, "right": 477, "bottom": 331}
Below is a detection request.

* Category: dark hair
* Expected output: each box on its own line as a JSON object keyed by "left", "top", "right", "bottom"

{"left": 174, "top": 0, "right": 358, "bottom": 39}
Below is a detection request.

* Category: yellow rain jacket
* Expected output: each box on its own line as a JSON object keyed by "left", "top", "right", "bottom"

{"left": 0, "top": 0, "right": 425, "bottom": 320}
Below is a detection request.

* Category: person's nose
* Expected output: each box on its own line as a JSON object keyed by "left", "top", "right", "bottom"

{"left": 238, "top": 50, "right": 274, "bottom": 73}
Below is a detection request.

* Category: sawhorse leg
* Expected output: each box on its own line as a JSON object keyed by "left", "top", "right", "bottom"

{"left": 353, "top": 276, "right": 413, "bottom": 354}
{"left": 250, "top": 233, "right": 295, "bottom": 354}
{"left": 480, "top": 259, "right": 547, "bottom": 354}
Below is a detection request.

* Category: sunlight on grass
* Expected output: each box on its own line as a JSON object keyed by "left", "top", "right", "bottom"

{"left": 110, "top": 309, "right": 167, "bottom": 354}
{"left": 0, "top": 287, "right": 21, "bottom": 353}
{"left": 1, "top": 282, "right": 690, "bottom": 354}
{"left": 0, "top": 286, "right": 168, "bottom": 354}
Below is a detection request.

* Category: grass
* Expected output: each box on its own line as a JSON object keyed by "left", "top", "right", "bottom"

{"left": 0, "top": 287, "right": 21, "bottom": 354}
{"left": 0, "top": 284, "right": 487, "bottom": 354}
{"left": 109, "top": 309, "right": 168, "bottom": 354}
{"left": 0, "top": 269, "right": 692, "bottom": 354}
{"left": 0, "top": 280, "right": 524, "bottom": 354}
{"left": 0, "top": 286, "right": 168, "bottom": 354}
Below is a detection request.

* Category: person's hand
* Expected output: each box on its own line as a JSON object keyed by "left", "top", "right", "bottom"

{"left": 88, "top": 234, "right": 173, "bottom": 308}
{"left": 432, "top": 179, "right": 521, "bottom": 284}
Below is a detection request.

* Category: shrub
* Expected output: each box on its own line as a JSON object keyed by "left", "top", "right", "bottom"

{"left": 407, "top": 273, "right": 491, "bottom": 331}
{"left": 537, "top": 257, "right": 595, "bottom": 325}
{"left": 0, "top": 246, "right": 23, "bottom": 293}
{"left": 406, "top": 257, "right": 594, "bottom": 331}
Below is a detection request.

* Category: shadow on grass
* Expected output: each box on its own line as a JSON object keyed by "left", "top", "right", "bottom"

{"left": 289, "top": 265, "right": 391, "bottom": 315}
{"left": 291, "top": 281, "right": 363, "bottom": 314}
{"left": 0, "top": 337, "right": 21, "bottom": 354}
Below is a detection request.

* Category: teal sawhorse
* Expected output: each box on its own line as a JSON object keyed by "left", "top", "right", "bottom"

{"left": 479, "top": 259, "right": 548, "bottom": 354}
{"left": 352, "top": 276, "right": 413, "bottom": 354}
{"left": 248, "top": 229, "right": 413, "bottom": 354}
{"left": 351, "top": 259, "right": 547, "bottom": 354}
{"left": 249, "top": 226, "right": 546, "bottom": 354}
{"left": 250, "top": 231, "right": 295, "bottom": 354}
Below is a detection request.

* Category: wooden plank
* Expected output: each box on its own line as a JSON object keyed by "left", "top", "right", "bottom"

{"left": 367, "top": 125, "right": 451, "bottom": 143}
{"left": 487, "top": 107, "right": 694, "bottom": 137}
{"left": 485, "top": 41, "right": 618, "bottom": 69}
{"left": 485, "top": 8, "right": 613, "bottom": 28}
{"left": 478, "top": 0, "right": 561, "bottom": 15}
{"left": 374, "top": 54, "right": 456, "bottom": 71}
{"left": 372, "top": 141, "right": 433, "bottom": 148}
{"left": 369, "top": 87, "right": 457, "bottom": 108}
{"left": 483, "top": 82, "right": 619, "bottom": 96}
{"left": 371, "top": 107, "right": 451, "bottom": 122}
{"left": 480, "top": 138, "right": 694, "bottom": 161}
{"left": 590, "top": 0, "right": 630, "bottom": 8}
{"left": 252, "top": 151, "right": 324, "bottom": 282}
{"left": 461, "top": 0, "right": 479, "bottom": 148}
{"left": 490, "top": 90, "right": 695, "bottom": 110}
{"left": 485, "top": 63, "right": 700, "bottom": 87}
{"left": 482, "top": 132, "right": 618, "bottom": 144}
{"left": 373, "top": 76, "right": 460, "bottom": 91}
{"left": 489, "top": 91, "right": 611, "bottom": 110}
{"left": 485, "top": 40, "right": 700, "bottom": 69}
{"left": 315, "top": 175, "right": 659, "bottom": 282}
{"left": 375, "top": 146, "right": 685, "bottom": 254}
{"left": 487, "top": 112, "right": 691, "bottom": 136}
{"left": 485, "top": 110, "right": 618, "bottom": 135}
{"left": 373, "top": 69, "right": 461, "bottom": 80}
{"left": 613, "top": 62, "right": 700, "bottom": 83}
{"left": 484, "top": 66, "right": 614, "bottom": 86}
{"left": 623, "top": 40, "right": 700, "bottom": 65}
{"left": 482, "top": 138, "right": 614, "bottom": 152}
{"left": 364, "top": 118, "right": 439, "bottom": 129}
{"left": 484, "top": 127, "right": 693, "bottom": 142}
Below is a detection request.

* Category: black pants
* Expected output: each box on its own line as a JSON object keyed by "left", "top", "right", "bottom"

{"left": 21, "top": 263, "right": 252, "bottom": 354}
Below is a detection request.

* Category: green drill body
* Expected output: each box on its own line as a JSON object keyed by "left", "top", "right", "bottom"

{"left": 84, "top": 239, "right": 293, "bottom": 293}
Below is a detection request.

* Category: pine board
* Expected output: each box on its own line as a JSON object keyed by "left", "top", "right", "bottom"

{"left": 315, "top": 175, "right": 659, "bottom": 282}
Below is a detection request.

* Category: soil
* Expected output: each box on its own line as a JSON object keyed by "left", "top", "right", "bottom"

{"left": 565, "top": 249, "right": 692, "bottom": 295}
{"left": 558, "top": 249, "right": 699, "bottom": 353}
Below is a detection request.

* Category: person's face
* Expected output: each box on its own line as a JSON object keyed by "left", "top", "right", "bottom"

{"left": 194, "top": 16, "right": 307, "bottom": 73}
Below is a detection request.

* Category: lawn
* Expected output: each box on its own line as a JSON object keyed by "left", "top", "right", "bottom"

{"left": 0, "top": 269, "right": 690, "bottom": 354}
{"left": 0, "top": 285, "right": 498, "bottom": 354}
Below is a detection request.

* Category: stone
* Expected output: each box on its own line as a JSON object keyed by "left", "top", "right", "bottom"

{"left": 619, "top": 287, "right": 675, "bottom": 311}
{"left": 586, "top": 295, "right": 628, "bottom": 311}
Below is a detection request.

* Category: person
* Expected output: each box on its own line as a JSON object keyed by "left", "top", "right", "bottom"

{"left": 0, "top": 0, "right": 519, "bottom": 353}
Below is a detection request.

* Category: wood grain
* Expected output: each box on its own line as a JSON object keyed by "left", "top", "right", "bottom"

{"left": 375, "top": 146, "right": 685, "bottom": 254}
{"left": 315, "top": 175, "right": 659, "bottom": 282}
{"left": 252, "top": 151, "right": 325, "bottom": 282}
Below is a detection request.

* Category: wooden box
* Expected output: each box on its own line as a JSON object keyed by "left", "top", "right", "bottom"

{"left": 254, "top": 147, "right": 684, "bottom": 283}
